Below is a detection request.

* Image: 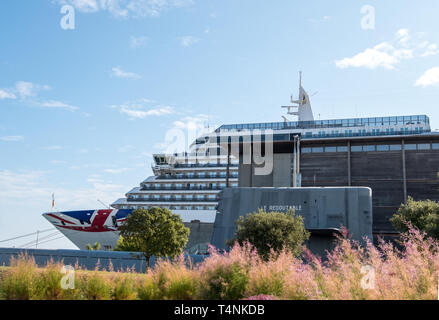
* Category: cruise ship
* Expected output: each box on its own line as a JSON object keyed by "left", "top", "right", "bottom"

{"left": 43, "top": 78, "right": 439, "bottom": 250}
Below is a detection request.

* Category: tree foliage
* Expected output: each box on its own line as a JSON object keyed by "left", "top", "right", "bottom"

{"left": 115, "top": 208, "right": 190, "bottom": 268}
{"left": 390, "top": 196, "right": 439, "bottom": 239}
{"left": 228, "top": 209, "right": 310, "bottom": 259}
{"left": 86, "top": 242, "right": 101, "bottom": 251}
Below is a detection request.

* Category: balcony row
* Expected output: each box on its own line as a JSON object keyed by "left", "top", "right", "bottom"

{"left": 127, "top": 195, "right": 219, "bottom": 202}
{"left": 155, "top": 172, "right": 239, "bottom": 180}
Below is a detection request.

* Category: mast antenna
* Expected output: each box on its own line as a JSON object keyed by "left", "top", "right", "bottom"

{"left": 97, "top": 199, "right": 110, "bottom": 209}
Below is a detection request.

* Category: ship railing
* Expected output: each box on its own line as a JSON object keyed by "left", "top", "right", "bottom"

{"left": 126, "top": 198, "right": 218, "bottom": 202}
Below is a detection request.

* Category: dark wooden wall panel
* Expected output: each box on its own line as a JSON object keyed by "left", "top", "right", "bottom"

{"left": 299, "top": 142, "right": 439, "bottom": 234}
{"left": 301, "top": 153, "right": 348, "bottom": 186}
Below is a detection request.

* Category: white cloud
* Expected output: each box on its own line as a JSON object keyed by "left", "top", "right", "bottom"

{"left": 415, "top": 67, "right": 439, "bottom": 87}
{"left": 60, "top": 0, "right": 99, "bottom": 12}
{"left": 0, "top": 81, "right": 77, "bottom": 112}
{"left": 0, "top": 89, "right": 16, "bottom": 100}
{"left": 120, "top": 105, "right": 173, "bottom": 118}
{"left": 130, "top": 35, "right": 148, "bottom": 48}
{"left": 173, "top": 114, "right": 208, "bottom": 130}
{"left": 396, "top": 28, "right": 410, "bottom": 46}
{"left": 336, "top": 44, "right": 399, "bottom": 70}
{"left": 179, "top": 36, "right": 200, "bottom": 47}
{"left": 112, "top": 98, "right": 175, "bottom": 119}
{"left": 0, "top": 81, "right": 50, "bottom": 100}
{"left": 0, "top": 136, "right": 24, "bottom": 142}
{"left": 0, "top": 169, "right": 127, "bottom": 210}
{"left": 420, "top": 43, "right": 439, "bottom": 57}
{"left": 35, "top": 100, "right": 79, "bottom": 111}
{"left": 15, "top": 81, "right": 50, "bottom": 99}
{"left": 111, "top": 66, "right": 142, "bottom": 79}
{"left": 336, "top": 29, "right": 438, "bottom": 70}
{"left": 54, "top": 0, "right": 194, "bottom": 18}
{"left": 153, "top": 114, "right": 212, "bottom": 154}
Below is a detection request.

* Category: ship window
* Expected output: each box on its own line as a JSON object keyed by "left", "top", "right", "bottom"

{"left": 208, "top": 206, "right": 216, "bottom": 210}
{"left": 351, "top": 146, "right": 362, "bottom": 152}
{"left": 337, "top": 146, "right": 348, "bottom": 152}
{"left": 377, "top": 145, "right": 390, "bottom": 151}
{"left": 389, "top": 144, "right": 402, "bottom": 151}
{"left": 324, "top": 147, "right": 337, "bottom": 153}
{"left": 418, "top": 143, "right": 431, "bottom": 150}
{"left": 312, "top": 147, "right": 324, "bottom": 153}
{"left": 302, "top": 148, "right": 312, "bottom": 153}
{"left": 363, "top": 145, "right": 375, "bottom": 152}
{"left": 405, "top": 144, "right": 417, "bottom": 150}
{"left": 432, "top": 143, "right": 439, "bottom": 150}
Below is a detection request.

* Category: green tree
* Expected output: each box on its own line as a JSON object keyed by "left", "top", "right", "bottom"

{"left": 390, "top": 196, "right": 439, "bottom": 239}
{"left": 85, "top": 242, "right": 101, "bottom": 251}
{"left": 115, "top": 207, "right": 190, "bottom": 269}
{"left": 228, "top": 209, "right": 310, "bottom": 260}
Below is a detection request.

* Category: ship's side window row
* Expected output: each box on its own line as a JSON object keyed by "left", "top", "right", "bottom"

{"left": 158, "top": 171, "right": 238, "bottom": 179}
{"left": 120, "top": 205, "right": 217, "bottom": 211}
{"left": 218, "top": 115, "right": 429, "bottom": 131}
{"left": 143, "top": 182, "right": 237, "bottom": 190}
{"left": 302, "top": 143, "right": 439, "bottom": 153}
{"left": 127, "top": 193, "right": 223, "bottom": 201}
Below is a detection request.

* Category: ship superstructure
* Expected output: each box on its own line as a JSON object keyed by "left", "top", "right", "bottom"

{"left": 111, "top": 152, "right": 239, "bottom": 223}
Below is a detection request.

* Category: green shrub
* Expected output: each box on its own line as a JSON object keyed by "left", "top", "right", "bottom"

{"left": 391, "top": 197, "right": 439, "bottom": 239}
{"left": 137, "top": 275, "right": 159, "bottom": 300}
{"left": 112, "top": 274, "right": 138, "bottom": 300}
{"left": 0, "top": 254, "right": 36, "bottom": 300}
{"left": 199, "top": 262, "right": 249, "bottom": 300}
{"left": 79, "top": 271, "right": 112, "bottom": 300}
{"left": 229, "top": 210, "right": 310, "bottom": 260}
{"left": 34, "top": 262, "right": 65, "bottom": 300}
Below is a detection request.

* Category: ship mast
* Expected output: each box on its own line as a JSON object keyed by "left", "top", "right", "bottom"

{"left": 282, "top": 72, "right": 314, "bottom": 122}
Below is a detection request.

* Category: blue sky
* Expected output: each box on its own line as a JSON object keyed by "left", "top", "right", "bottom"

{"left": 1, "top": 0, "right": 439, "bottom": 249}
